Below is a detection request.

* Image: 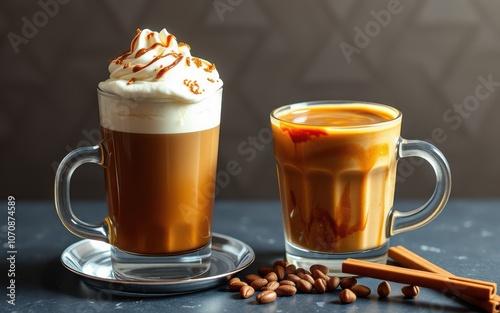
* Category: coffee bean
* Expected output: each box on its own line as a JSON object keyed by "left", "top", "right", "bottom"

{"left": 264, "top": 271, "right": 278, "bottom": 282}
{"left": 244, "top": 274, "right": 261, "bottom": 284}
{"left": 239, "top": 285, "right": 255, "bottom": 299}
{"left": 273, "top": 259, "right": 288, "bottom": 268}
{"left": 340, "top": 277, "right": 357, "bottom": 289}
{"left": 256, "top": 290, "right": 277, "bottom": 304}
{"left": 402, "top": 285, "right": 420, "bottom": 298}
{"left": 311, "top": 269, "right": 330, "bottom": 281}
{"left": 377, "top": 281, "right": 391, "bottom": 298}
{"left": 327, "top": 276, "right": 340, "bottom": 291}
{"left": 310, "top": 264, "right": 329, "bottom": 275}
{"left": 339, "top": 288, "right": 357, "bottom": 304}
{"left": 279, "top": 279, "right": 296, "bottom": 286}
{"left": 314, "top": 278, "right": 328, "bottom": 293}
{"left": 273, "top": 265, "right": 286, "bottom": 280}
{"left": 351, "top": 284, "right": 371, "bottom": 298}
{"left": 228, "top": 280, "right": 247, "bottom": 292}
{"left": 250, "top": 278, "right": 269, "bottom": 290}
{"left": 301, "top": 273, "right": 314, "bottom": 285}
{"left": 297, "top": 279, "right": 313, "bottom": 293}
{"left": 285, "top": 264, "right": 296, "bottom": 276}
{"left": 286, "top": 273, "right": 301, "bottom": 284}
{"left": 296, "top": 268, "right": 311, "bottom": 276}
{"left": 263, "top": 281, "right": 280, "bottom": 291}
{"left": 276, "top": 285, "right": 297, "bottom": 297}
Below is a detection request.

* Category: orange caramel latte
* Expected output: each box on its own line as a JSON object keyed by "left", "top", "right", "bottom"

{"left": 271, "top": 103, "right": 401, "bottom": 253}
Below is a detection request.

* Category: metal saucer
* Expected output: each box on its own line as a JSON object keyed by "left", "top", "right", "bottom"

{"left": 60, "top": 233, "right": 255, "bottom": 296}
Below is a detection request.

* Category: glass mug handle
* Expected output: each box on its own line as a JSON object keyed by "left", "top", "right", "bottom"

{"left": 54, "top": 142, "right": 109, "bottom": 242}
{"left": 388, "top": 138, "right": 452, "bottom": 237}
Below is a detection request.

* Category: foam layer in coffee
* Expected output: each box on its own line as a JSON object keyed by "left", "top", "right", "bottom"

{"left": 275, "top": 103, "right": 399, "bottom": 129}
{"left": 98, "top": 89, "right": 222, "bottom": 134}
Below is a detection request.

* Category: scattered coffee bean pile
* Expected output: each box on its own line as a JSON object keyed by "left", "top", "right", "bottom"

{"left": 227, "top": 259, "right": 420, "bottom": 304}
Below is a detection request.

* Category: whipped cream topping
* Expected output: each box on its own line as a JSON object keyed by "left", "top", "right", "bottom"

{"left": 99, "top": 28, "right": 223, "bottom": 102}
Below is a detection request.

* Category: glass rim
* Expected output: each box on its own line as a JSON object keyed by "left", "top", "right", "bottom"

{"left": 270, "top": 100, "right": 402, "bottom": 129}
{"left": 97, "top": 85, "right": 223, "bottom": 104}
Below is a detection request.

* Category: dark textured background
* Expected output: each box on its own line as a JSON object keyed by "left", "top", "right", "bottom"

{"left": 1, "top": 0, "right": 500, "bottom": 201}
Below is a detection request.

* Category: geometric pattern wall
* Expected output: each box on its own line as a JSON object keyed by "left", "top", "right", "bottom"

{"left": 1, "top": 0, "right": 500, "bottom": 200}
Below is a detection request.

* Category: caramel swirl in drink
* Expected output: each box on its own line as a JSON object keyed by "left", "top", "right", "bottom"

{"left": 271, "top": 103, "right": 401, "bottom": 253}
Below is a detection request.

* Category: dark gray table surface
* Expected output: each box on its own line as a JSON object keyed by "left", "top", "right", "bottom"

{"left": 1, "top": 199, "right": 499, "bottom": 312}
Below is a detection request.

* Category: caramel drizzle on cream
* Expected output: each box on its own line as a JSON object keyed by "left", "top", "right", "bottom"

{"left": 108, "top": 29, "right": 218, "bottom": 94}
{"left": 112, "top": 29, "right": 141, "bottom": 65}
{"left": 156, "top": 55, "right": 183, "bottom": 79}
{"left": 183, "top": 79, "right": 203, "bottom": 95}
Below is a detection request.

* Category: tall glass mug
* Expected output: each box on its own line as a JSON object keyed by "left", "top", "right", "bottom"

{"left": 55, "top": 87, "right": 222, "bottom": 280}
{"left": 270, "top": 101, "right": 451, "bottom": 273}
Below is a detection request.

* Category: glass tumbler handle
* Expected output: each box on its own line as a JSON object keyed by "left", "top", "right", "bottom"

{"left": 388, "top": 138, "right": 452, "bottom": 237}
{"left": 54, "top": 143, "right": 110, "bottom": 242}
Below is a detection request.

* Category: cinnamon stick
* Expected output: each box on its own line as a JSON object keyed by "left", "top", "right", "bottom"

{"left": 342, "top": 258, "right": 496, "bottom": 300}
{"left": 388, "top": 246, "right": 500, "bottom": 313}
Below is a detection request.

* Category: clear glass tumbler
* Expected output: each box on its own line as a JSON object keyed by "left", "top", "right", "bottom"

{"left": 270, "top": 101, "right": 451, "bottom": 274}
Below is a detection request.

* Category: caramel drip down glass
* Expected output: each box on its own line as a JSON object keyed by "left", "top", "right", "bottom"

{"left": 270, "top": 101, "right": 451, "bottom": 274}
